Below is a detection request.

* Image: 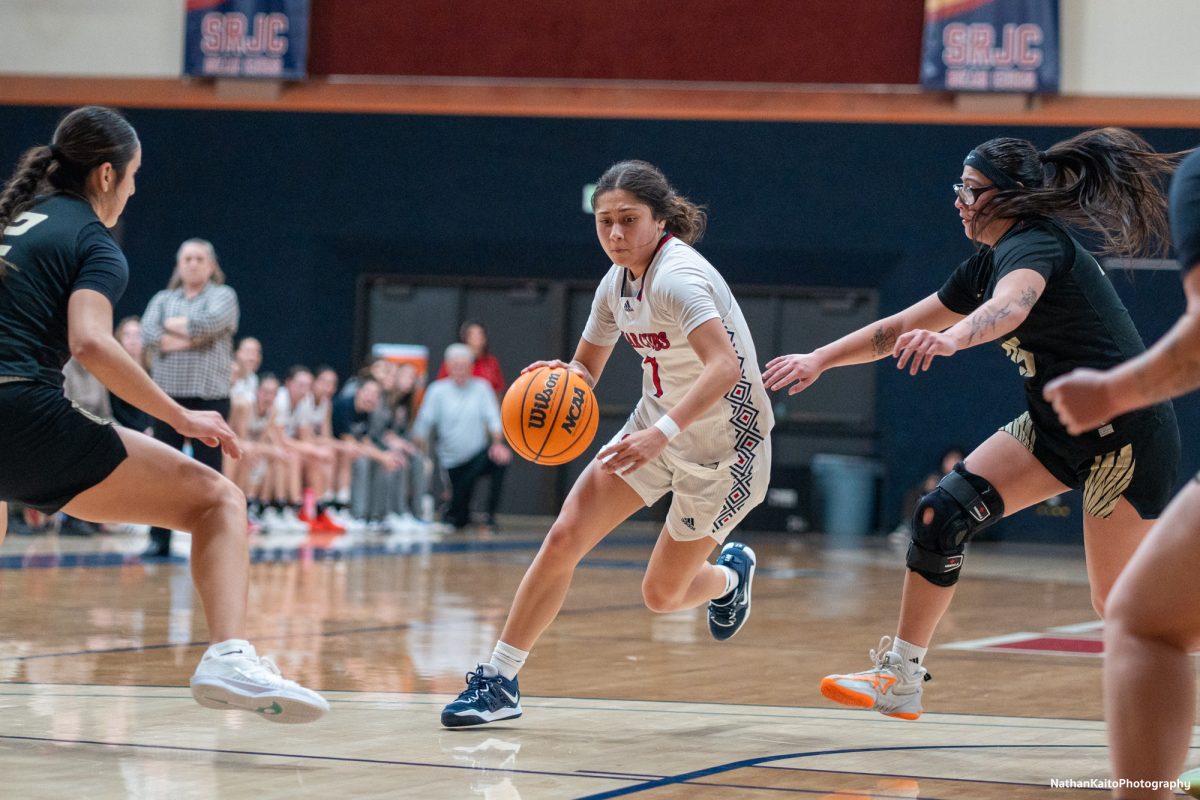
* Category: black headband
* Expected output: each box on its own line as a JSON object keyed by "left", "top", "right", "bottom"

{"left": 963, "top": 150, "right": 1020, "bottom": 190}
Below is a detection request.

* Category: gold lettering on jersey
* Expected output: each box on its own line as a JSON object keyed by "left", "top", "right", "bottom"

{"left": 623, "top": 331, "right": 671, "bottom": 351}
{"left": 1001, "top": 336, "right": 1036, "bottom": 377}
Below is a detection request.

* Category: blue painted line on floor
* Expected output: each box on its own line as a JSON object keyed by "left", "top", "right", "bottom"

{"left": 571, "top": 743, "right": 1108, "bottom": 799}
{"left": 0, "top": 733, "right": 1111, "bottom": 798}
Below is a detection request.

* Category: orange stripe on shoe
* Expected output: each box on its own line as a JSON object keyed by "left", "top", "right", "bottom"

{"left": 883, "top": 710, "right": 921, "bottom": 720}
{"left": 819, "top": 679, "right": 876, "bottom": 709}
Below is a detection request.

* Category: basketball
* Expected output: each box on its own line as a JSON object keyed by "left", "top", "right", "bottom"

{"left": 501, "top": 366, "right": 599, "bottom": 465}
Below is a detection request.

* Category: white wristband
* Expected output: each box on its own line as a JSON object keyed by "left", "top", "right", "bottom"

{"left": 653, "top": 415, "right": 681, "bottom": 442}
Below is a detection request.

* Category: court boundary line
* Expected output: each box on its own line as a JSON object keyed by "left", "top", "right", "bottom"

{"left": 0, "top": 733, "right": 1117, "bottom": 798}
{"left": 571, "top": 743, "right": 1110, "bottom": 799}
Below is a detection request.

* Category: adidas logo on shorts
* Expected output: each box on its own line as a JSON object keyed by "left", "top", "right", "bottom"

{"left": 681, "top": 517, "right": 695, "bottom": 531}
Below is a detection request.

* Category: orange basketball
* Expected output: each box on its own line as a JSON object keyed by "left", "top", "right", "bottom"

{"left": 501, "top": 366, "right": 599, "bottom": 465}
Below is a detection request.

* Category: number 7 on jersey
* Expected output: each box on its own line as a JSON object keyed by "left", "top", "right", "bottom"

{"left": 642, "top": 355, "right": 664, "bottom": 397}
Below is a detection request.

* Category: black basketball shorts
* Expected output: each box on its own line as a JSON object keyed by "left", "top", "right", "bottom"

{"left": 0, "top": 380, "right": 128, "bottom": 514}
{"left": 1000, "top": 401, "right": 1179, "bottom": 519}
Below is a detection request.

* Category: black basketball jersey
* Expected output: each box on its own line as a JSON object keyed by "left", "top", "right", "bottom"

{"left": 0, "top": 195, "right": 128, "bottom": 387}
{"left": 938, "top": 218, "right": 1156, "bottom": 439}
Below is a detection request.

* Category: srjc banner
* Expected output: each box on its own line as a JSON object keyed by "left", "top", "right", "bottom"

{"left": 183, "top": 0, "right": 310, "bottom": 79}
{"left": 921, "top": 0, "right": 1059, "bottom": 93}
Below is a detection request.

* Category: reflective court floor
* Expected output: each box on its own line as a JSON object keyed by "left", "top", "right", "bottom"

{"left": 0, "top": 523, "right": 1196, "bottom": 799}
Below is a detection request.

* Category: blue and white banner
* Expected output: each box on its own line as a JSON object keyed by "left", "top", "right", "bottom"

{"left": 183, "top": 0, "right": 310, "bottom": 79}
{"left": 921, "top": 0, "right": 1059, "bottom": 93}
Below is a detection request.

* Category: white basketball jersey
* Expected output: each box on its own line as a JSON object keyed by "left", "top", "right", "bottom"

{"left": 582, "top": 236, "right": 774, "bottom": 471}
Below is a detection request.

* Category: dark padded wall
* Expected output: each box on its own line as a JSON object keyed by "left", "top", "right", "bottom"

{"left": 1, "top": 104, "right": 1194, "bottom": 532}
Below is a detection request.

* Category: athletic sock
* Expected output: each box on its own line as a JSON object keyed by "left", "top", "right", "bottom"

{"left": 714, "top": 564, "right": 739, "bottom": 602}
{"left": 489, "top": 641, "right": 528, "bottom": 680}
{"left": 891, "top": 637, "right": 927, "bottom": 676}
{"left": 207, "top": 638, "right": 252, "bottom": 658}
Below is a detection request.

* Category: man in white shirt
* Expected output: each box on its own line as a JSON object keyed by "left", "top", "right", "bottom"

{"left": 412, "top": 344, "right": 512, "bottom": 531}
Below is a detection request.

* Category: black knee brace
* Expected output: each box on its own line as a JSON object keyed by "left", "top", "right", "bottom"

{"left": 907, "top": 462, "right": 1004, "bottom": 587}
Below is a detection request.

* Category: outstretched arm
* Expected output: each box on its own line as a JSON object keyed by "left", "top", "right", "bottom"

{"left": 764, "top": 292, "right": 964, "bottom": 394}
{"left": 894, "top": 268, "right": 1045, "bottom": 375}
{"left": 1046, "top": 267, "right": 1200, "bottom": 434}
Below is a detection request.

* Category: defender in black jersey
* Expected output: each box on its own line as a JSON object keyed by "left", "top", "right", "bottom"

{"left": 0, "top": 106, "right": 327, "bottom": 723}
{"left": 764, "top": 127, "right": 1185, "bottom": 721}
{"left": 1046, "top": 148, "right": 1200, "bottom": 795}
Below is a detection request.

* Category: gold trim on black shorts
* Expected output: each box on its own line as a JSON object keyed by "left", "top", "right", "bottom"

{"left": 1000, "top": 411, "right": 1036, "bottom": 453}
{"left": 1084, "top": 443, "right": 1135, "bottom": 519}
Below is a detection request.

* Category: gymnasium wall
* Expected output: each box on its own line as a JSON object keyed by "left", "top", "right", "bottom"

{"left": 0, "top": 105, "right": 1194, "bottom": 528}
{"left": 3, "top": 0, "right": 1200, "bottom": 98}
{"left": 304, "top": 0, "right": 924, "bottom": 83}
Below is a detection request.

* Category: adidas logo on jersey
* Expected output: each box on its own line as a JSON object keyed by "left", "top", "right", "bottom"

{"left": 623, "top": 299, "right": 634, "bottom": 312}
{"left": 681, "top": 517, "right": 695, "bottom": 531}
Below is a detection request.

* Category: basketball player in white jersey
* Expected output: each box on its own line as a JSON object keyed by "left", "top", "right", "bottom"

{"left": 441, "top": 160, "right": 774, "bottom": 727}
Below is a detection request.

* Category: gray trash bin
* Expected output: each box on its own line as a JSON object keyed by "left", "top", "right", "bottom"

{"left": 811, "top": 454, "right": 882, "bottom": 541}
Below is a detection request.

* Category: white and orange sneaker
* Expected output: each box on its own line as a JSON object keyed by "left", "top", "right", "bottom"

{"left": 820, "top": 636, "right": 928, "bottom": 720}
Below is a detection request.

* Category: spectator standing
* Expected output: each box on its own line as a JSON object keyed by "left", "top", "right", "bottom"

{"left": 141, "top": 238, "right": 239, "bottom": 558}
{"left": 413, "top": 343, "right": 511, "bottom": 532}
{"left": 436, "top": 320, "right": 505, "bottom": 395}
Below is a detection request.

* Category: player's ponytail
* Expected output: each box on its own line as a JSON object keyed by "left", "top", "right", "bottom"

{"left": 968, "top": 128, "right": 1187, "bottom": 259}
{"left": 0, "top": 146, "right": 54, "bottom": 278}
{"left": 592, "top": 160, "right": 708, "bottom": 245}
{"left": 0, "top": 106, "right": 138, "bottom": 279}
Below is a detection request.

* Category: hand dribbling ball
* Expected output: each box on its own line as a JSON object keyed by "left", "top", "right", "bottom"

{"left": 502, "top": 367, "right": 598, "bottom": 465}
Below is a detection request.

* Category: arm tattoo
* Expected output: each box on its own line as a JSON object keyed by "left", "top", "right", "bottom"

{"left": 871, "top": 325, "right": 898, "bottom": 356}
{"left": 966, "top": 303, "right": 1012, "bottom": 345}
{"left": 1018, "top": 286, "right": 1039, "bottom": 309}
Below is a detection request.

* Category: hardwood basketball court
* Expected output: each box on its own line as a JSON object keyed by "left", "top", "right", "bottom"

{"left": 0, "top": 522, "right": 1188, "bottom": 798}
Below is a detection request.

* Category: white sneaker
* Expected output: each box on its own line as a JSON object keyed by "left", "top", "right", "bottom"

{"left": 190, "top": 640, "right": 329, "bottom": 724}
{"left": 260, "top": 507, "right": 286, "bottom": 533}
{"left": 328, "top": 509, "right": 365, "bottom": 532}
{"left": 819, "top": 636, "right": 928, "bottom": 720}
{"left": 385, "top": 512, "right": 418, "bottom": 534}
{"left": 279, "top": 507, "right": 308, "bottom": 532}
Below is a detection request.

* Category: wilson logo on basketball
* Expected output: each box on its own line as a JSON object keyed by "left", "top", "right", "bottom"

{"left": 561, "top": 387, "right": 586, "bottom": 435}
{"left": 526, "top": 371, "right": 560, "bottom": 429}
{"left": 502, "top": 366, "right": 599, "bottom": 466}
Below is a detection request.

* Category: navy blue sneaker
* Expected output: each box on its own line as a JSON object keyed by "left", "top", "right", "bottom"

{"left": 708, "top": 542, "right": 756, "bottom": 641}
{"left": 440, "top": 665, "right": 522, "bottom": 728}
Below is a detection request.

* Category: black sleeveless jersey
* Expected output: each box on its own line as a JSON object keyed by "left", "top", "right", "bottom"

{"left": 0, "top": 195, "right": 128, "bottom": 387}
{"left": 938, "top": 218, "right": 1159, "bottom": 441}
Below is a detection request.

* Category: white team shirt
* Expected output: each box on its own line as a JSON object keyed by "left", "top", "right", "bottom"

{"left": 582, "top": 236, "right": 774, "bottom": 471}
{"left": 274, "top": 387, "right": 308, "bottom": 437}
